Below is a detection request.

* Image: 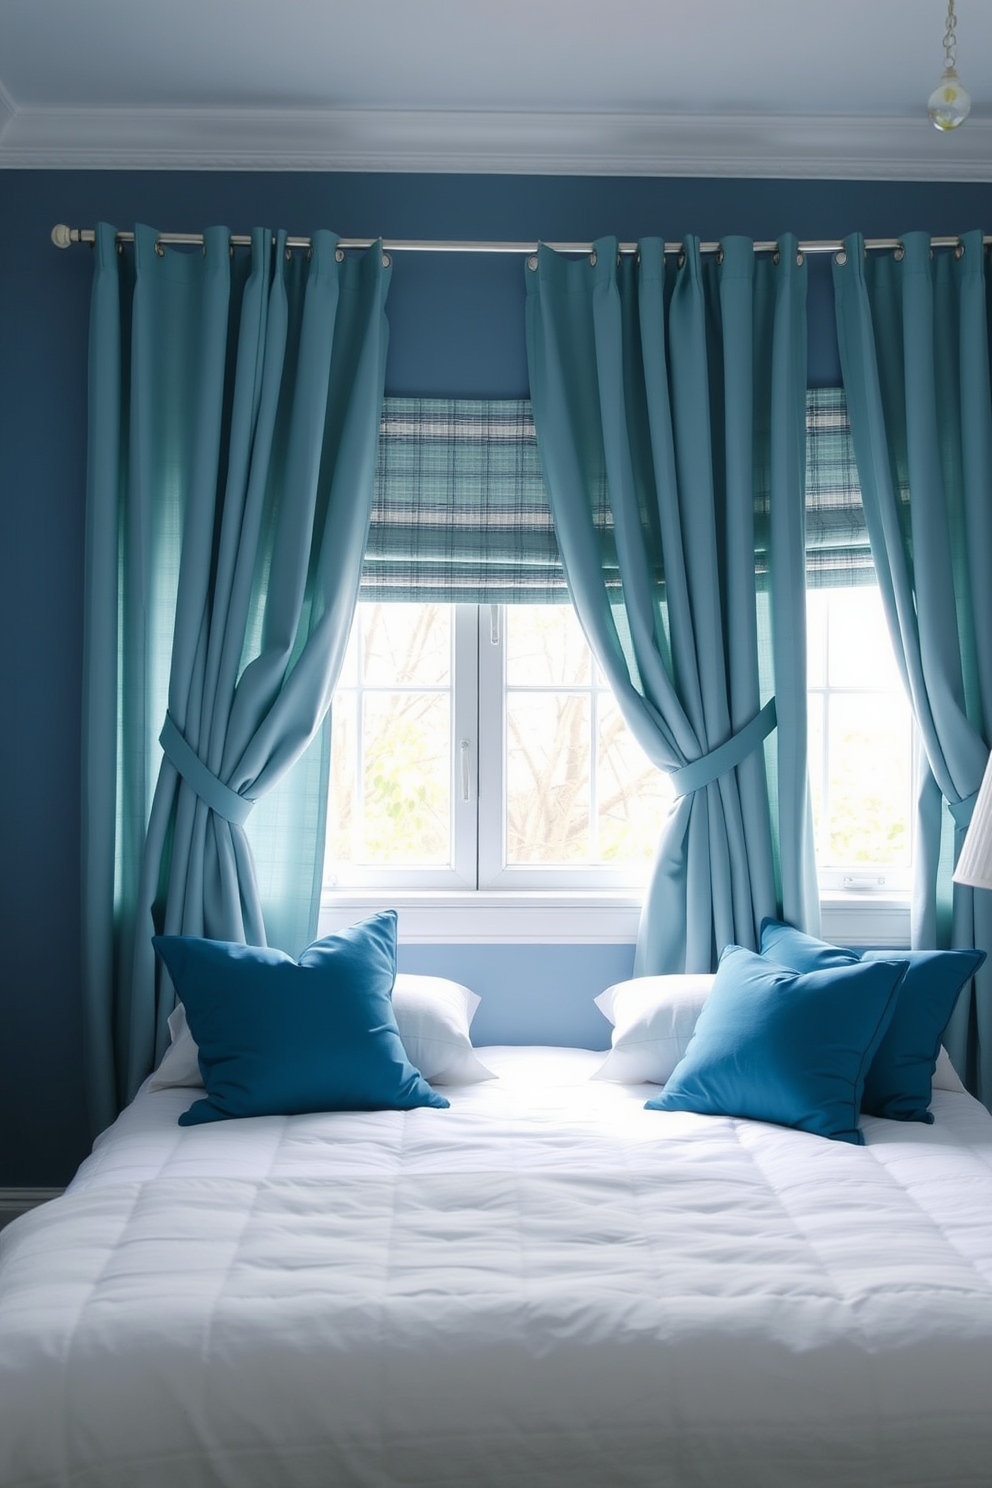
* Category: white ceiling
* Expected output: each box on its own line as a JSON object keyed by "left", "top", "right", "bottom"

{"left": 0, "top": 0, "right": 990, "bottom": 177}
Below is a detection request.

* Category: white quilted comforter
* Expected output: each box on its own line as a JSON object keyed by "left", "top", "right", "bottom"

{"left": 3, "top": 1046, "right": 992, "bottom": 1488}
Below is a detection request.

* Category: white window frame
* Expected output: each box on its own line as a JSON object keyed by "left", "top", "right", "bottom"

{"left": 805, "top": 587, "right": 915, "bottom": 897}
{"left": 477, "top": 604, "right": 663, "bottom": 892}
{"left": 324, "top": 604, "right": 478, "bottom": 893}
{"left": 319, "top": 599, "right": 914, "bottom": 948}
{"left": 325, "top": 603, "right": 662, "bottom": 897}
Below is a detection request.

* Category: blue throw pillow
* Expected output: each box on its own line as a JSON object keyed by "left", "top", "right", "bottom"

{"left": 759, "top": 918, "right": 984, "bottom": 1123}
{"left": 646, "top": 944, "right": 907, "bottom": 1144}
{"left": 152, "top": 911, "right": 449, "bottom": 1125}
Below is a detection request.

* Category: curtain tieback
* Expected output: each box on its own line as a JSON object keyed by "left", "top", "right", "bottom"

{"left": 949, "top": 788, "right": 980, "bottom": 832}
{"left": 669, "top": 698, "right": 778, "bottom": 800}
{"left": 159, "top": 713, "right": 255, "bottom": 827}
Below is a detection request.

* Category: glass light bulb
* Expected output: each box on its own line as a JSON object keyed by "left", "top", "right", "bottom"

{"left": 928, "top": 66, "right": 972, "bottom": 130}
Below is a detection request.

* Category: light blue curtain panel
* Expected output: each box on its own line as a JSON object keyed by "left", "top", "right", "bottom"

{"left": 82, "top": 223, "right": 391, "bottom": 1129}
{"left": 526, "top": 236, "right": 818, "bottom": 975}
{"left": 833, "top": 229, "right": 992, "bottom": 1102}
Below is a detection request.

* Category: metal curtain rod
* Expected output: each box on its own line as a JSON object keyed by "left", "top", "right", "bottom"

{"left": 50, "top": 223, "right": 992, "bottom": 260}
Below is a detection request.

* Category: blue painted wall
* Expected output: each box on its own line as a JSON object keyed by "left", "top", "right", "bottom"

{"left": 397, "top": 943, "right": 632, "bottom": 1049}
{"left": 2, "top": 169, "right": 989, "bottom": 1185}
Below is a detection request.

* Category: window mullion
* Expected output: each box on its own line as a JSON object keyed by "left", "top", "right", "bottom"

{"left": 452, "top": 604, "right": 481, "bottom": 889}
{"left": 589, "top": 685, "right": 600, "bottom": 863}
{"left": 477, "top": 602, "right": 506, "bottom": 888}
{"left": 353, "top": 610, "right": 367, "bottom": 862}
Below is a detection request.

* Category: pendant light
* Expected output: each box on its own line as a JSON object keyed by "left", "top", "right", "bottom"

{"left": 928, "top": 0, "right": 971, "bottom": 130}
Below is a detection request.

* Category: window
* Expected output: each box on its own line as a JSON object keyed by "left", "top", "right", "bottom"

{"left": 807, "top": 586, "right": 914, "bottom": 892}
{"left": 804, "top": 387, "right": 915, "bottom": 898}
{"left": 325, "top": 601, "right": 673, "bottom": 893}
{"left": 483, "top": 605, "right": 673, "bottom": 887}
{"left": 322, "top": 390, "right": 917, "bottom": 918}
{"left": 325, "top": 602, "right": 470, "bottom": 889}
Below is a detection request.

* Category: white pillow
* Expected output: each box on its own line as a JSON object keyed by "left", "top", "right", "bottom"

{"left": 147, "top": 1001, "right": 202, "bottom": 1090}
{"left": 389, "top": 973, "right": 494, "bottom": 1085}
{"left": 588, "top": 976, "right": 969, "bottom": 1099}
{"left": 592, "top": 973, "right": 715, "bottom": 1085}
{"left": 933, "top": 1045, "right": 968, "bottom": 1094}
{"left": 148, "top": 971, "right": 494, "bottom": 1091}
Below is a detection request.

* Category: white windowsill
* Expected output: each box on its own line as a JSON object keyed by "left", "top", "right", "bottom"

{"left": 820, "top": 893, "right": 911, "bottom": 949}
{"left": 319, "top": 891, "right": 644, "bottom": 944}
{"left": 319, "top": 889, "right": 912, "bottom": 948}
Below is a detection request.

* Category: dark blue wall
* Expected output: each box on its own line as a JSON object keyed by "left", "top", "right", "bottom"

{"left": 2, "top": 169, "right": 989, "bottom": 1185}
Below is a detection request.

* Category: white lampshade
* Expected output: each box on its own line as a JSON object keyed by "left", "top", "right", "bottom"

{"left": 954, "top": 755, "right": 992, "bottom": 890}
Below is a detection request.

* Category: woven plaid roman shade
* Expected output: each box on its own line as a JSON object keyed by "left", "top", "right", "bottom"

{"left": 361, "top": 398, "right": 571, "bottom": 603}
{"left": 361, "top": 390, "right": 870, "bottom": 602}
{"left": 804, "top": 387, "right": 874, "bottom": 587}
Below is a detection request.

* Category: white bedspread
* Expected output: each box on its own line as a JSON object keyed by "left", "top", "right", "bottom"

{"left": 3, "top": 1047, "right": 992, "bottom": 1488}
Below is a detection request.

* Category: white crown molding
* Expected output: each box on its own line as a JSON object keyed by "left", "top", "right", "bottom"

{"left": 0, "top": 103, "right": 990, "bottom": 179}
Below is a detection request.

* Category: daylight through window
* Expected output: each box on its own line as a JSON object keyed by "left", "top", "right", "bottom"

{"left": 323, "top": 391, "right": 916, "bottom": 900}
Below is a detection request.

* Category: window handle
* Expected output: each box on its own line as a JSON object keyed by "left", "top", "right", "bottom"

{"left": 460, "top": 738, "right": 472, "bottom": 802}
{"left": 842, "top": 873, "right": 888, "bottom": 891}
{"left": 490, "top": 604, "right": 500, "bottom": 645}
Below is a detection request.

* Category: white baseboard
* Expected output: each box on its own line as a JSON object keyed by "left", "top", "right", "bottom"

{"left": 0, "top": 1188, "right": 64, "bottom": 1231}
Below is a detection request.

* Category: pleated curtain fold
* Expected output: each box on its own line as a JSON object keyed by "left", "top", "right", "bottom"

{"left": 82, "top": 224, "right": 391, "bottom": 1130}
{"left": 833, "top": 229, "right": 992, "bottom": 1101}
{"left": 525, "top": 236, "right": 818, "bottom": 975}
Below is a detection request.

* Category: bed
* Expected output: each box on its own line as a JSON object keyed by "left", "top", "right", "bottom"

{"left": 2, "top": 918, "right": 992, "bottom": 1488}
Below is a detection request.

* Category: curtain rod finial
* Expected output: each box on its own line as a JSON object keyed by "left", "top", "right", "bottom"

{"left": 51, "top": 224, "right": 73, "bottom": 249}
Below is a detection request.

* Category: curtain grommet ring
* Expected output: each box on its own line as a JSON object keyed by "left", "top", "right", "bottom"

{"left": 527, "top": 254, "right": 539, "bottom": 272}
{"left": 285, "top": 246, "right": 294, "bottom": 262}
{"left": 955, "top": 239, "right": 965, "bottom": 260}
{"left": 772, "top": 248, "right": 781, "bottom": 266}
{"left": 894, "top": 243, "right": 905, "bottom": 262}
{"left": 381, "top": 251, "right": 391, "bottom": 269}
{"left": 154, "top": 239, "right": 165, "bottom": 258}
{"left": 589, "top": 248, "right": 598, "bottom": 267}
{"left": 796, "top": 249, "right": 804, "bottom": 267}
{"left": 335, "top": 246, "right": 345, "bottom": 262}
{"left": 834, "top": 248, "right": 847, "bottom": 266}
{"left": 677, "top": 249, "right": 686, "bottom": 269}
{"left": 716, "top": 247, "right": 724, "bottom": 266}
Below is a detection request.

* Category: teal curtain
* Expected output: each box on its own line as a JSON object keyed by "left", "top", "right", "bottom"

{"left": 82, "top": 224, "right": 390, "bottom": 1130}
{"left": 833, "top": 229, "right": 992, "bottom": 1101}
{"left": 525, "top": 236, "right": 818, "bottom": 974}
